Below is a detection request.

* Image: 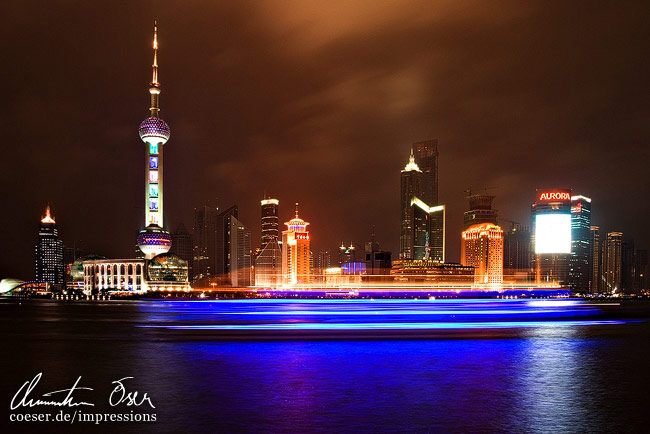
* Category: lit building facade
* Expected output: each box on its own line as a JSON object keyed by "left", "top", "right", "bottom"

{"left": 400, "top": 150, "right": 423, "bottom": 259}
{"left": 602, "top": 232, "right": 623, "bottom": 293}
{"left": 461, "top": 223, "right": 504, "bottom": 287}
{"left": 390, "top": 260, "right": 473, "bottom": 284}
{"left": 229, "top": 215, "right": 251, "bottom": 287}
{"left": 261, "top": 198, "right": 279, "bottom": 248}
{"left": 281, "top": 204, "right": 311, "bottom": 284}
{"left": 411, "top": 139, "right": 439, "bottom": 207}
{"left": 568, "top": 195, "right": 592, "bottom": 292}
{"left": 34, "top": 206, "right": 64, "bottom": 286}
{"left": 590, "top": 226, "right": 601, "bottom": 292}
{"left": 531, "top": 189, "right": 572, "bottom": 286}
{"left": 410, "top": 198, "right": 445, "bottom": 262}
{"left": 339, "top": 243, "right": 356, "bottom": 265}
{"left": 137, "top": 22, "right": 172, "bottom": 259}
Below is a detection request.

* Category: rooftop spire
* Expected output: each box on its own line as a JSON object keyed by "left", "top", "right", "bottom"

{"left": 402, "top": 149, "right": 421, "bottom": 172}
{"left": 295, "top": 202, "right": 299, "bottom": 218}
{"left": 149, "top": 21, "right": 161, "bottom": 117}
{"left": 41, "top": 206, "right": 55, "bottom": 224}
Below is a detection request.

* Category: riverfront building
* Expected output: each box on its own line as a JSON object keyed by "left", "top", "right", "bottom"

{"left": 34, "top": 206, "right": 64, "bottom": 287}
{"left": 281, "top": 204, "right": 311, "bottom": 284}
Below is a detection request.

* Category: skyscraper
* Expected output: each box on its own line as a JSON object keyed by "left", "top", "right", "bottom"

{"left": 192, "top": 205, "right": 218, "bottom": 282}
{"left": 569, "top": 195, "right": 592, "bottom": 292}
{"left": 216, "top": 205, "right": 239, "bottom": 278}
{"left": 318, "top": 250, "right": 332, "bottom": 271}
{"left": 229, "top": 215, "right": 251, "bottom": 286}
{"left": 621, "top": 239, "right": 635, "bottom": 294}
{"left": 590, "top": 226, "right": 601, "bottom": 292}
{"left": 170, "top": 223, "right": 193, "bottom": 280}
{"left": 411, "top": 139, "right": 439, "bottom": 206}
{"left": 282, "top": 204, "right": 311, "bottom": 284}
{"left": 634, "top": 249, "right": 648, "bottom": 292}
{"left": 400, "top": 150, "right": 423, "bottom": 259}
{"left": 602, "top": 232, "right": 623, "bottom": 293}
{"left": 461, "top": 223, "right": 504, "bottom": 287}
{"left": 35, "top": 206, "right": 64, "bottom": 286}
{"left": 137, "top": 22, "right": 172, "bottom": 259}
{"left": 503, "top": 223, "right": 531, "bottom": 278}
{"left": 339, "top": 243, "right": 356, "bottom": 265}
{"left": 255, "top": 199, "right": 282, "bottom": 286}
{"left": 410, "top": 198, "right": 445, "bottom": 261}
{"left": 261, "top": 198, "right": 279, "bottom": 248}
{"left": 531, "top": 189, "right": 572, "bottom": 285}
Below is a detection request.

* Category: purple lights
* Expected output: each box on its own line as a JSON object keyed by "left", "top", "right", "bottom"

{"left": 139, "top": 116, "right": 171, "bottom": 142}
{"left": 137, "top": 225, "right": 171, "bottom": 247}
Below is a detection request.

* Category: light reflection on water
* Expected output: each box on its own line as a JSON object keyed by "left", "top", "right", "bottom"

{"left": 0, "top": 299, "right": 648, "bottom": 433}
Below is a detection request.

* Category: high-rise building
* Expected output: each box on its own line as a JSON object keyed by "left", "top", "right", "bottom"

{"left": 531, "top": 189, "right": 572, "bottom": 285}
{"left": 621, "top": 239, "right": 635, "bottom": 294}
{"left": 400, "top": 150, "right": 424, "bottom": 259}
{"left": 35, "top": 206, "right": 64, "bottom": 286}
{"left": 170, "top": 223, "right": 193, "bottom": 280}
{"left": 339, "top": 243, "right": 356, "bottom": 265}
{"left": 590, "top": 226, "right": 601, "bottom": 292}
{"left": 411, "top": 139, "right": 439, "bottom": 206}
{"left": 461, "top": 223, "right": 504, "bottom": 287}
{"left": 192, "top": 205, "right": 218, "bottom": 282}
{"left": 216, "top": 205, "right": 239, "bottom": 278}
{"left": 568, "top": 195, "right": 592, "bottom": 292}
{"left": 229, "top": 216, "right": 251, "bottom": 286}
{"left": 261, "top": 198, "right": 279, "bottom": 248}
{"left": 318, "top": 250, "right": 332, "bottom": 271}
{"left": 502, "top": 223, "right": 531, "bottom": 279}
{"left": 463, "top": 194, "right": 498, "bottom": 230}
{"left": 602, "top": 232, "right": 623, "bottom": 293}
{"left": 282, "top": 204, "right": 311, "bottom": 284}
{"left": 363, "top": 229, "right": 392, "bottom": 275}
{"left": 410, "top": 198, "right": 445, "bottom": 262}
{"left": 136, "top": 22, "right": 172, "bottom": 259}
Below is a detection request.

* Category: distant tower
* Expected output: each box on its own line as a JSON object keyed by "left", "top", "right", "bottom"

{"left": 35, "top": 206, "right": 64, "bottom": 286}
{"left": 261, "top": 198, "right": 279, "bottom": 248}
{"left": 137, "top": 22, "right": 172, "bottom": 259}
{"left": 400, "top": 150, "right": 423, "bottom": 259}
{"left": 463, "top": 194, "right": 498, "bottom": 230}
{"left": 603, "top": 232, "right": 623, "bottom": 293}
{"left": 170, "top": 224, "right": 193, "bottom": 280}
{"left": 282, "top": 203, "right": 311, "bottom": 284}
{"left": 589, "top": 226, "right": 601, "bottom": 292}
{"left": 412, "top": 140, "right": 439, "bottom": 206}
{"left": 569, "top": 195, "right": 592, "bottom": 292}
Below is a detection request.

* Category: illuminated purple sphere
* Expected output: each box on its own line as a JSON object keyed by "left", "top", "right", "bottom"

{"left": 137, "top": 225, "right": 171, "bottom": 258}
{"left": 139, "top": 117, "right": 170, "bottom": 143}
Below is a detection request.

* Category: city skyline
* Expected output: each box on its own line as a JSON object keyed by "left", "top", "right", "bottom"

{"left": 2, "top": 1, "right": 649, "bottom": 279}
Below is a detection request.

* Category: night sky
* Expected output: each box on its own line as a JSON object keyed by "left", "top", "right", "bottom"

{"left": 1, "top": 1, "right": 649, "bottom": 279}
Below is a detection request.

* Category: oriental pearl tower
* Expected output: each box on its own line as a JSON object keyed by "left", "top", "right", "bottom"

{"left": 137, "top": 22, "right": 172, "bottom": 259}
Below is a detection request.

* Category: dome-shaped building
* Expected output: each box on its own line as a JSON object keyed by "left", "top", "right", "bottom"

{"left": 147, "top": 253, "right": 188, "bottom": 282}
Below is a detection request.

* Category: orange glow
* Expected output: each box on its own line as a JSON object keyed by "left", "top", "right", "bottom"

{"left": 41, "top": 206, "right": 55, "bottom": 224}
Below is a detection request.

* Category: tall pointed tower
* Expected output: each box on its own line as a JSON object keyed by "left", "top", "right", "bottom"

{"left": 137, "top": 22, "right": 172, "bottom": 259}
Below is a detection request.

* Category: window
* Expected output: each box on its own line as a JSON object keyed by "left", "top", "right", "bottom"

{"left": 149, "top": 171, "right": 158, "bottom": 183}
{"left": 150, "top": 156, "right": 158, "bottom": 169}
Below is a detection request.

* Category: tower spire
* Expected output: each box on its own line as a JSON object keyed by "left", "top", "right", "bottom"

{"left": 295, "top": 202, "right": 299, "bottom": 218}
{"left": 149, "top": 21, "right": 161, "bottom": 118}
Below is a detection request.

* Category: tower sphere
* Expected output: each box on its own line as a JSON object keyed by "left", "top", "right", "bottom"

{"left": 139, "top": 117, "right": 170, "bottom": 143}
{"left": 137, "top": 224, "right": 172, "bottom": 258}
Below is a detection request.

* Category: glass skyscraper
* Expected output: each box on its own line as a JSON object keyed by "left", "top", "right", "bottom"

{"left": 568, "top": 195, "right": 592, "bottom": 291}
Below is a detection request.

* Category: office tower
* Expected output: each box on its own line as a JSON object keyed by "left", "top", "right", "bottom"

{"left": 192, "top": 206, "right": 218, "bottom": 281}
{"left": 171, "top": 223, "right": 193, "bottom": 280}
{"left": 621, "top": 239, "right": 635, "bottom": 293}
{"left": 635, "top": 249, "right": 648, "bottom": 292}
{"left": 318, "top": 250, "right": 332, "bottom": 270}
{"left": 261, "top": 198, "right": 279, "bottom": 248}
{"left": 602, "top": 232, "right": 623, "bottom": 293}
{"left": 137, "top": 22, "right": 172, "bottom": 259}
{"left": 503, "top": 223, "right": 531, "bottom": 278}
{"left": 229, "top": 216, "right": 251, "bottom": 286}
{"left": 363, "top": 228, "right": 392, "bottom": 275}
{"left": 400, "top": 150, "right": 424, "bottom": 259}
{"left": 282, "top": 204, "right": 311, "bottom": 284}
{"left": 216, "top": 205, "right": 239, "bottom": 278}
{"left": 411, "top": 139, "right": 439, "bottom": 206}
{"left": 463, "top": 194, "right": 498, "bottom": 230}
{"left": 35, "top": 206, "right": 64, "bottom": 286}
{"left": 531, "top": 189, "right": 572, "bottom": 285}
{"left": 411, "top": 198, "right": 445, "bottom": 261}
{"left": 568, "top": 195, "right": 592, "bottom": 291}
{"left": 590, "top": 226, "right": 601, "bottom": 292}
{"left": 339, "top": 243, "right": 356, "bottom": 265}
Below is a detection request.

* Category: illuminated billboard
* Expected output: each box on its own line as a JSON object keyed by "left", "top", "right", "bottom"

{"left": 535, "top": 214, "right": 571, "bottom": 254}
